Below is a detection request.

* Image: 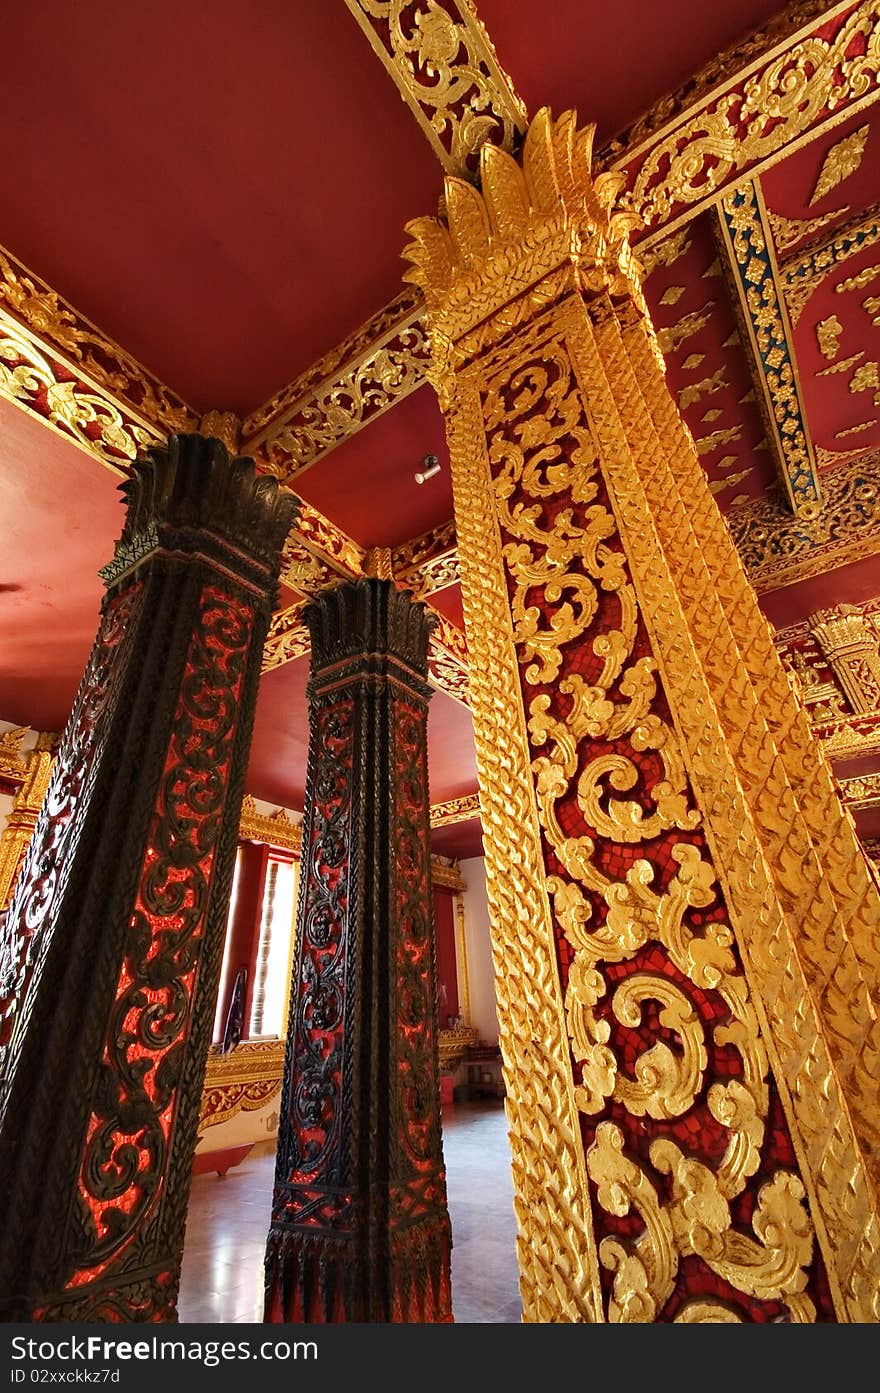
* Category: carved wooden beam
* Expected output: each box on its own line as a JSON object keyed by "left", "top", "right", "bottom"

{"left": 240, "top": 288, "right": 430, "bottom": 486}
{"left": 607, "top": 0, "right": 880, "bottom": 245}
{"left": 341, "top": 0, "right": 527, "bottom": 180}
{"left": 392, "top": 518, "right": 460, "bottom": 598}
{"left": 715, "top": 180, "right": 822, "bottom": 514}
{"left": 429, "top": 792, "right": 480, "bottom": 827}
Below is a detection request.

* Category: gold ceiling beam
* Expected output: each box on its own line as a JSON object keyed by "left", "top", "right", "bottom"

{"left": 715, "top": 180, "right": 821, "bottom": 515}
{"left": 608, "top": 0, "right": 880, "bottom": 246}
{"left": 0, "top": 241, "right": 197, "bottom": 474}
{"left": 341, "top": 0, "right": 527, "bottom": 180}
{"left": 391, "top": 518, "right": 459, "bottom": 598}
{"left": 246, "top": 3, "right": 880, "bottom": 497}
{"left": 241, "top": 287, "right": 430, "bottom": 487}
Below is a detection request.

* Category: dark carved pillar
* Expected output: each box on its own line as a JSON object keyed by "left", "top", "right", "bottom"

{"left": 264, "top": 579, "right": 453, "bottom": 1323}
{"left": 0, "top": 433, "right": 296, "bottom": 1322}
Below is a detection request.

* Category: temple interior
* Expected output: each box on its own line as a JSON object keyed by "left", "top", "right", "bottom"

{"left": 1, "top": 0, "right": 879, "bottom": 1326}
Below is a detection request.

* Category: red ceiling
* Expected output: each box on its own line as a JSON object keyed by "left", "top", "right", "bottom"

{"left": 294, "top": 385, "right": 453, "bottom": 548}
{"left": 478, "top": 0, "right": 787, "bottom": 146}
{"left": 0, "top": 0, "right": 441, "bottom": 415}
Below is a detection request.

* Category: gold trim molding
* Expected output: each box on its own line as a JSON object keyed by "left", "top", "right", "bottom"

{"left": 430, "top": 792, "right": 480, "bottom": 827}
{"left": 840, "top": 771, "right": 880, "bottom": 806}
{"left": 238, "top": 795, "right": 303, "bottom": 853}
{"left": 243, "top": 291, "right": 430, "bottom": 485}
{"left": 342, "top": 0, "right": 527, "bottom": 178}
{"left": 200, "top": 1039, "right": 286, "bottom": 1131}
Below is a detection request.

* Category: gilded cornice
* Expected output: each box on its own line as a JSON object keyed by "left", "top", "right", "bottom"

{"left": 342, "top": 0, "right": 528, "bottom": 179}
{"left": 242, "top": 291, "right": 431, "bottom": 485}
{"left": 238, "top": 795, "right": 302, "bottom": 852}
{"left": 609, "top": 0, "right": 880, "bottom": 242}
{"left": 429, "top": 792, "right": 480, "bottom": 827}
{"left": 391, "top": 519, "right": 460, "bottom": 602}
{"left": 725, "top": 453, "right": 880, "bottom": 591}
{"left": 716, "top": 181, "right": 821, "bottom": 513}
{"left": 840, "top": 771, "right": 880, "bottom": 806}
{"left": 200, "top": 1039, "right": 286, "bottom": 1130}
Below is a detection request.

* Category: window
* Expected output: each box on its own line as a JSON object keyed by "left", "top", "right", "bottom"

{"left": 247, "top": 854, "right": 298, "bottom": 1038}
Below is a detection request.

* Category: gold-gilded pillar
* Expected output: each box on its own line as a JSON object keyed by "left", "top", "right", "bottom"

{"left": 404, "top": 108, "right": 880, "bottom": 1324}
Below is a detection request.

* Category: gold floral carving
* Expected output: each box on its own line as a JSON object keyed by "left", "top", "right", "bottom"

{"left": 430, "top": 792, "right": 480, "bottom": 827}
{"left": 768, "top": 204, "right": 850, "bottom": 257}
{"left": 637, "top": 229, "right": 692, "bottom": 279}
{"left": 261, "top": 602, "right": 309, "bottom": 673}
{"left": 242, "top": 288, "right": 423, "bottom": 439}
{"left": 343, "top": 0, "right": 527, "bottom": 177}
{"left": 245, "top": 309, "right": 431, "bottom": 484}
{"left": 199, "top": 410, "right": 242, "bottom": 453}
{"left": 782, "top": 205, "right": 880, "bottom": 325}
{"left": 597, "top": 0, "right": 841, "bottom": 166}
{"left": 809, "top": 124, "right": 870, "bottom": 206}
{"left": 725, "top": 453, "right": 880, "bottom": 591}
{"left": 409, "top": 106, "right": 880, "bottom": 1322}
{"left": 0, "top": 728, "right": 29, "bottom": 784}
{"left": 611, "top": 2, "right": 880, "bottom": 235}
{"left": 391, "top": 518, "right": 456, "bottom": 574}
{"left": 396, "top": 546, "right": 460, "bottom": 600}
{"left": 0, "top": 314, "right": 157, "bottom": 473}
{"left": 0, "top": 749, "right": 54, "bottom": 911}
{"left": 839, "top": 771, "right": 880, "bottom": 806}
{"left": 200, "top": 1040, "right": 286, "bottom": 1130}
{"left": 816, "top": 314, "right": 844, "bottom": 359}
{"left": 293, "top": 500, "right": 366, "bottom": 578}
{"left": 836, "top": 261, "right": 880, "bottom": 292}
{"left": 0, "top": 244, "right": 196, "bottom": 437}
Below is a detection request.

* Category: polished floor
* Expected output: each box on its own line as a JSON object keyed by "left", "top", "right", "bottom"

{"left": 178, "top": 1100, "right": 523, "bottom": 1324}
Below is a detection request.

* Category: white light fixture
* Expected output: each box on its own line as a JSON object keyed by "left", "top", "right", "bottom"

{"left": 414, "top": 453, "right": 441, "bottom": 484}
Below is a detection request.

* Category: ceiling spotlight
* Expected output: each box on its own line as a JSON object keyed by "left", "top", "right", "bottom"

{"left": 414, "top": 453, "right": 441, "bottom": 484}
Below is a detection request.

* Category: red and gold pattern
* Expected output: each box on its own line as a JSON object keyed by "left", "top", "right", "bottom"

{"left": 406, "top": 106, "right": 880, "bottom": 1323}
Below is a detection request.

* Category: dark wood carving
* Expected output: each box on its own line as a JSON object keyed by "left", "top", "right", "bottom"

{"left": 264, "top": 578, "right": 453, "bottom": 1323}
{"left": 0, "top": 432, "right": 296, "bottom": 1322}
